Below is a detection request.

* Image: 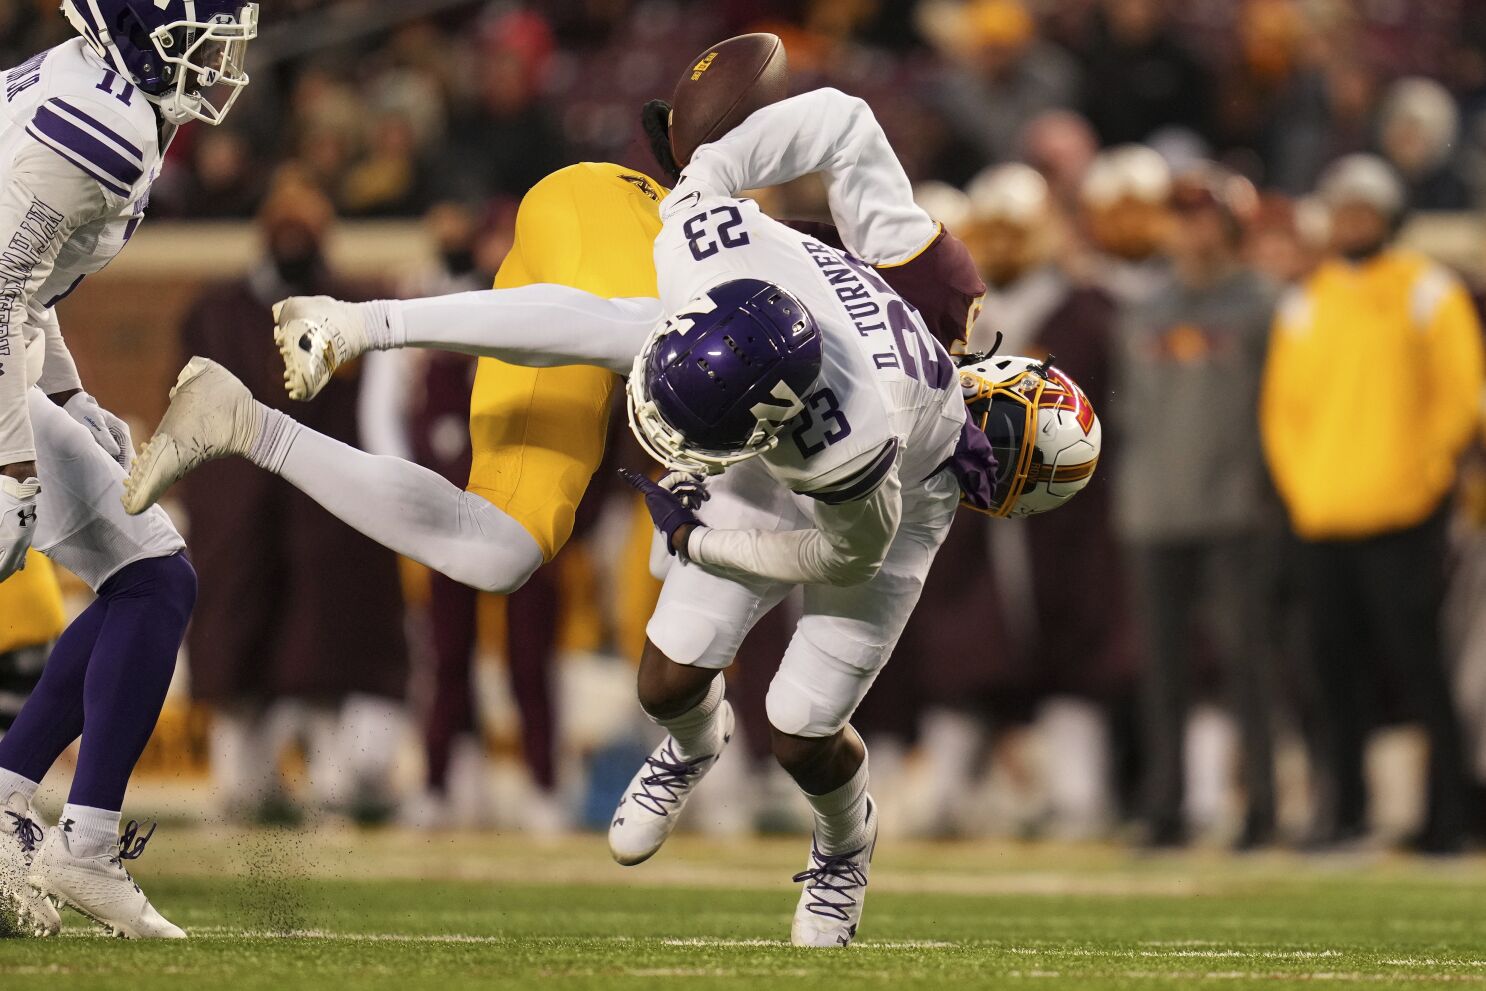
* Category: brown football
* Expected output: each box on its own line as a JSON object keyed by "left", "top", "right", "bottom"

{"left": 669, "top": 33, "right": 789, "bottom": 169}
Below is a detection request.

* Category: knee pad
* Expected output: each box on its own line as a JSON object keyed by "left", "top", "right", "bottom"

{"left": 645, "top": 598, "right": 741, "bottom": 669}
{"left": 765, "top": 640, "right": 877, "bottom": 739}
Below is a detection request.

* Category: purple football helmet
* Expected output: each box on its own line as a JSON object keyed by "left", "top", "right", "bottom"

{"left": 627, "top": 279, "right": 822, "bottom": 474}
{"left": 63, "top": 0, "right": 257, "bottom": 125}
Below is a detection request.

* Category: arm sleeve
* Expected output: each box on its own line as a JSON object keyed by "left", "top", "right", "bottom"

{"left": 686, "top": 459, "right": 903, "bottom": 586}
{"left": 0, "top": 138, "right": 109, "bottom": 465}
{"left": 34, "top": 306, "right": 82, "bottom": 397}
{"left": 379, "top": 285, "right": 663, "bottom": 375}
{"left": 681, "top": 88, "right": 938, "bottom": 265}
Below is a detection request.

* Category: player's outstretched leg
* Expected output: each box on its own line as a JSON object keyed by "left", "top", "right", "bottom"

{"left": 609, "top": 648, "right": 733, "bottom": 866}
{"left": 772, "top": 726, "right": 877, "bottom": 948}
{"left": 122, "top": 358, "right": 264, "bottom": 515}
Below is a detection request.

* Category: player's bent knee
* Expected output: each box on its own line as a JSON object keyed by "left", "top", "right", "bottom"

{"left": 645, "top": 600, "right": 740, "bottom": 669}
{"left": 765, "top": 676, "right": 851, "bottom": 740}
{"left": 442, "top": 494, "right": 545, "bottom": 594}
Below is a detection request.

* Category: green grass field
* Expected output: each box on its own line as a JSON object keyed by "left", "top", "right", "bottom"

{"left": 2, "top": 829, "right": 1484, "bottom": 989}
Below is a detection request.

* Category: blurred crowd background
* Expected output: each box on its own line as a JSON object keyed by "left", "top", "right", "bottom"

{"left": 2, "top": 0, "right": 1486, "bottom": 854}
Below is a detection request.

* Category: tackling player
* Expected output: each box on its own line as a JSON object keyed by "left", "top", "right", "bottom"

{"left": 0, "top": 0, "right": 257, "bottom": 938}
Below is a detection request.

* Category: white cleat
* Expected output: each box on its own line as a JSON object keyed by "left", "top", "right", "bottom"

{"left": 790, "top": 798, "right": 877, "bottom": 948}
{"left": 0, "top": 793, "right": 61, "bottom": 937}
{"left": 30, "top": 821, "right": 184, "bottom": 939}
{"left": 272, "top": 295, "right": 368, "bottom": 402}
{"left": 608, "top": 702, "right": 734, "bottom": 866}
{"left": 122, "top": 357, "right": 261, "bottom": 515}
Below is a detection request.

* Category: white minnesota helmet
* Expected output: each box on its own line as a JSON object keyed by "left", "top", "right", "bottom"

{"left": 958, "top": 353, "right": 1101, "bottom": 517}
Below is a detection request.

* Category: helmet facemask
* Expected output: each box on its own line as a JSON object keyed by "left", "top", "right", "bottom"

{"left": 960, "top": 363, "right": 1046, "bottom": 517}
{"left": 149, "top": 4, "right": 257, "bottom": 126}
{"left": 66, "top": 1, "right": 258, "bottom": 126}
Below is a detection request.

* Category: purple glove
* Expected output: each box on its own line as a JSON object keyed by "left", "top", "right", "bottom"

{"left": 620, "top": 468, "right": 702, "bottom": 559}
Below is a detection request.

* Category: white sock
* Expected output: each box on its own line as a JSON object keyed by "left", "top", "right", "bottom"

{"left": 0, "top": 769, "right": 39, "bottom": 806}
{"left": 246, "top": 419, "right": 542, "bottom": 593}
{"left": 652, "top": 675, "right": 726, "bottom": 761}
{"left": 59, "top": 804, "right": 120, "bottom": 860}
{"left": 247, "top": 405, "right": 300, "bottom": 473}
{"left": 803, "top": 743, "right": 873, "bottom": 856}
{"left": 361, "top": 300, "right": 402, "bottom": 350}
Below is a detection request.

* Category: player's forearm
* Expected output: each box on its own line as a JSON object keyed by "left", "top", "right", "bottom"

{"left": 686, "top": 475, "right": 901, "bottom": 586}
{"left": 685, "top": 88, "right": 936, "bottom": 265}
{"left": 367, "top": 286, "right": 663, "bottom": 375}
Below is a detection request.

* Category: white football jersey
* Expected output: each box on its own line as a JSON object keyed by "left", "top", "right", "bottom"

{"left": 0, "top": 39, "right": 165, "bottom": 463}
{"left": 654, "top": 186, "right": 965, "bottom": 501}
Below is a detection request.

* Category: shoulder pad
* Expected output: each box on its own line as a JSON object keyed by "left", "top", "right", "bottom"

{"left": 26, "top": 88, "right": 155, "bottom": 199}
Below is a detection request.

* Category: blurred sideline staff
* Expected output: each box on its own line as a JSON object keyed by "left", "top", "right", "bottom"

{"left": 1113, "top": 164, "right": 1280, "bottom": 848}
{"left": 1261, "top": 154, "right": 1486, "bottom": 852}
{"left": 178, "top": 172, "right": 410, "bottom": 823}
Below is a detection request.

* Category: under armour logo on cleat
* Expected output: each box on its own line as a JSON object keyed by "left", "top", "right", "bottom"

{"left": 16, "top": 507, "right": 35, "bottom": 527}
{"left": 60, "top": 819, "right": 74, "bottom": 832}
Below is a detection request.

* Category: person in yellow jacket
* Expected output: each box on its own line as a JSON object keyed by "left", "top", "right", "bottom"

{"left": 0, "top": 553, "right": 67, "bottom": 732}
{"left": 1260, "top": 153, "right": 1485, "bottom": 852}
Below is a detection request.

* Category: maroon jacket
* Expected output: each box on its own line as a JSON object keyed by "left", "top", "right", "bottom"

{"left": 179, "top": 271, "right": 409, "bottom": 704}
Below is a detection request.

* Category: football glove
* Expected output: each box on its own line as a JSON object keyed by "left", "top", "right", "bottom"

{"left": 0, "top": 474, "right": 40, "bottom": 582}
{"left": 620, "top": 468, "right": 702, "bottom": 559}
{"left": 641, "top": 99, "right": 682, "bottom": 184}
{"left": 658, "top": 470, "right": 710, "bottom": 510}
{"left": 63, "top": 392, "right": 133, "bottom": 470}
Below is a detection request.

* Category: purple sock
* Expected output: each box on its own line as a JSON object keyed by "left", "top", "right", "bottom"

{"left": 0, "top": 553, "right": 196, "bottom": 811}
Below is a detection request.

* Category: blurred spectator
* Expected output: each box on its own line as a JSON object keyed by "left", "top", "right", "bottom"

{"left": 439, "top": 11, "right": 567, "bottom": 203}
{"left": 177, "top": 172, "right": 410, "bottom": 824}
{"left": 963, "top": 164, "right": 1131, "bottom": 838}
{"left": 1377, "top": 77, "right": 1471, "bottom": 211}
{"left": 1260, "top": 154, "right": 1484, "bottom": 852}
{"left": 1078, "top": 0, "right": 1212, "bottom": 146}
{"left": 1244, "top": 193, "right": 1326, "bottom": 286}
{"left": 1018, "top": 110, "right": 1099, "bottom": 214}
{"left": 153, "top": 129, "right": 264, "bottom": 219}
{"left": 1112, "top": 164, "right": 1279, "bottom": 848}
{"left": 1078, "top": 144, "right": 1173, "bottom": 305}
{"left": 925, "top": 0, "right": 1080, "bottom": 168}
{"left": 341, "top": 110, "right": 436, "bottom": 217}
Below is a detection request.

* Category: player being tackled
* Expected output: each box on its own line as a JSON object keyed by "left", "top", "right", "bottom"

{"left": 125, "top": 35, "right": 1100, "bottom": 947}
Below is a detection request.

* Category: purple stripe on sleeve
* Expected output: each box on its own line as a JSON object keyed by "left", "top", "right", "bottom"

{"left": 50, "top": 99, "right": 143, "bottom": 160}
{"left": 32, "top": 106, "right": 141, "bottom": 187}
{"left": 806, "top": 438, "right": 900, "bottom": 505}
{"left": 25, "top": 126, "right": 131, "bottom": 197}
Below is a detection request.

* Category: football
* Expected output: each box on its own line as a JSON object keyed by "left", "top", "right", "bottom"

{"left": 669, "top": 32, "right": 789, "bottom": 168}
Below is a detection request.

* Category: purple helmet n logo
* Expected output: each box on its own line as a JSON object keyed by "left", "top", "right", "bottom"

{"left": 628, "top": 279, "right": 822, "bottom": 473}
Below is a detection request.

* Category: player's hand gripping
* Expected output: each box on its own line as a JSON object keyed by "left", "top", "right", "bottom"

{"left": 62, "top": 392, "right": 133, "bottom": 470}
{"left": 0, "top": 472, "right": 40, "bottom": 581}
{"left": 272, "top": 295, "right": 370, "bottom": 401}
{"left": 620, "top": 469, "right": 709, "bottom": 559}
